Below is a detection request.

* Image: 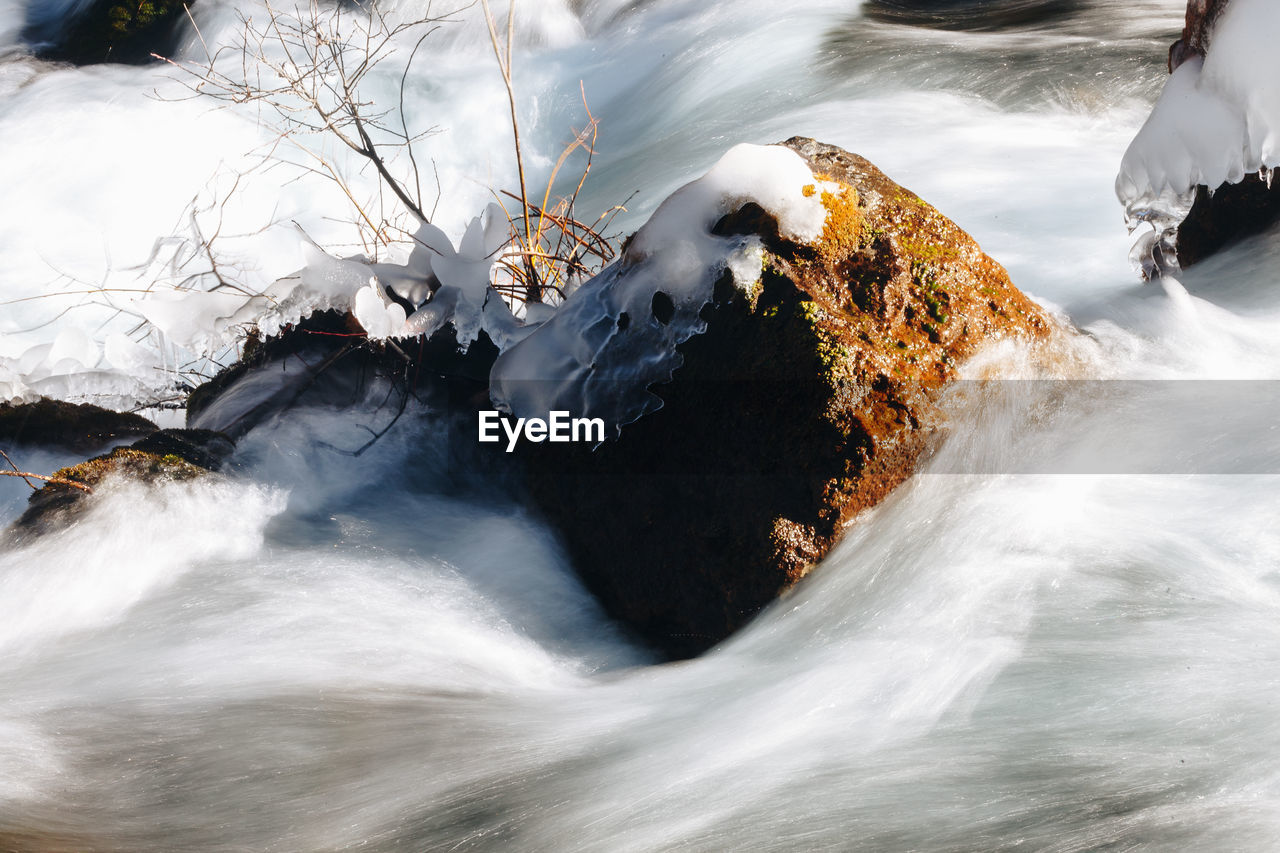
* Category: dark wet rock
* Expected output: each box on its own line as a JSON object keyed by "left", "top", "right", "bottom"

{"left": 23, "top": 0, "right": 194, "bottom": 65}
{"left": 186, "top": 309, "right": 497, "bottom": 439}
{"left": 862, "top": 0, "right": 1082, "bottom": 31}
{"left": 12, "top": 428, "right": 233, "bottom": 533}
{"left": 129, "top": 428, "right": 236, "bottom": 471}
{"left": 1176, "top": 174, "right": 1280, "bottom": 268}
{"left": 516, "top": 137, "right": 1057, "bottom": 659}
{"left": 0, "top": 398, "right": 157, "bottom": 453}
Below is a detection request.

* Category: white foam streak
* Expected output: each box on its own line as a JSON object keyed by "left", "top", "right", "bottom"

{"left": 0, "top": 479, "right": 285, "bottom": 655}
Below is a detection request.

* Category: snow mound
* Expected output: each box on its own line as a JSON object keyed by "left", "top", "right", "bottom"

{"left": 489, "top": 143, "right": 828, "bottom": 435}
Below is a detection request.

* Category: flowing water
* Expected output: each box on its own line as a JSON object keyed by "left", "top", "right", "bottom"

{"left": 5, "top": 1, "right": 1280, "bottom": 850}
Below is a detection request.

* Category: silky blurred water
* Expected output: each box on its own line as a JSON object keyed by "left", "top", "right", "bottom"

{"left": 6, "top": 1, "right": 1280, "bottom": 850}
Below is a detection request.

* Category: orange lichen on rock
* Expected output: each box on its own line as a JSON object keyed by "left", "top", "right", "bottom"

{"left": 815, "top": 182, "right": 863, "bottom": 265}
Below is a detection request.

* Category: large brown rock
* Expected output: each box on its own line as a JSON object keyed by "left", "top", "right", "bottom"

{"left": 518, "top": 138, "right": 1056, "bottom": 659}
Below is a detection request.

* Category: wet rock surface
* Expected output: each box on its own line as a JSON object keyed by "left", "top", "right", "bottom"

{"left": 185, "top": 310, "right": 497, "bottom": 439}
{"left": 23, "top": 0, "right": 194, "bottom": 65}
{"left": 12, "top": 429, "right": 233, "bottom": 534}
{"left": 1176, "top": 174, "right": 1280, "bottom": 268}
{"left": 862, "top": 0, "right": 1083, "bottom": 31}
{"left": 0, "top": 398, "right": 157, "bottom": 453}
{"left": 1169, "top": 0, "right": 1231, "bottom": 71}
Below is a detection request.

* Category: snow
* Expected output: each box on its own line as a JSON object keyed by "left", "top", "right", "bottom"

{"left": 489, "top": 143, "right": 827, "bottom": 435}
{"left": 630, "top": 143, "right": 827, "bottom": 256}
{"left": 1116, "top": 0, "right": 1280, "bottom": 262}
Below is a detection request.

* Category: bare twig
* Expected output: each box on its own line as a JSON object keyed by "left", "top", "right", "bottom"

{"left": 0, "top": 450, "right": 93, "bottom": 494}
{"left": 479, "top": 0, "right": 540, "bottom": 301}
{"left": 156, "top": 0, "right": 623, "bottom": 320}
{"left": 156, "top": 0, "right": 452, "bottom": 252}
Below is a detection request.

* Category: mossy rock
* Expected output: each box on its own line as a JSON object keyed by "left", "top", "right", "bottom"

{"left": 13, "top": 428, "right": 233, "bottom": 533}
{"left": 518, "top": 137, "right": 1055, "bottom": 659}
{"left": 0, "top": 398, "right": 157, "bottom": 452}
{"left": 24, "top": 0, "right": 194, "bottom": 65}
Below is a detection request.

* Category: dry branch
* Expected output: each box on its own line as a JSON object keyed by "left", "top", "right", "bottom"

{"left": 161, "top": 0, "right": 625, "bottom": 315}
{"left": 0, "top": 450, "right": 93, "bottom": 494}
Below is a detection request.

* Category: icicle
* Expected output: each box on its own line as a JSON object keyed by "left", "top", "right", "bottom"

{"left": 1128, "top": 229, "right": 1159, "bottom": 281}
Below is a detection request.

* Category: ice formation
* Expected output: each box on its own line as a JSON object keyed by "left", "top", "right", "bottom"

{"left": 0, "top": 230, "right": 407, "bottom": 404}
{"left": 396, "top": 203, "right": 529, "bottom": 351}
{"left": 489, "top": 143, "right": 829, "bottom": 435}
{"left": 132, "top": 229, "right": 375, "bottom": 356}
{"left": 1116, "top": 0, "right": 1280, "bottom": 271}
{"left": 352, "top": 282, "right": 408, "bottom": 340}
{"left": 293, "top": 202, "right": 530, "bottom": 350}
{"left": 4, "top": 141, "right": 827, "bottom": 419}
{"left": 1, "top": 136, "right": 830, "bottom": 419}
{"left": 138, "top": 201, "right": 530, "bottom": 355}
{"left": 0, "top": 327, "right": 163, "bottom": 406}
{"left": 0, "top": 198, "right": 542, "bottom": 405}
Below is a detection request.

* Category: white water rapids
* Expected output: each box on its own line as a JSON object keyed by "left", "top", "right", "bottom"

{"left": 6, "top": 1, "right": 1280, "bottom": 850}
